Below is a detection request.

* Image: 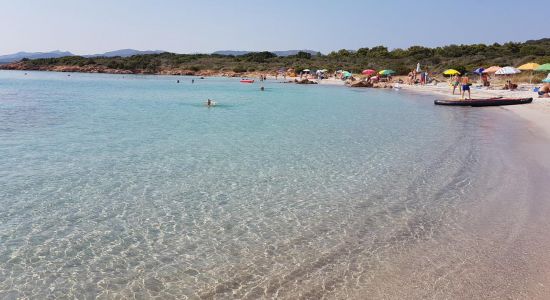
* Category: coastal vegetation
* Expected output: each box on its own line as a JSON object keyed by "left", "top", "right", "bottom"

{"left": 3, "top": 38, "right": 550, "bottom": 76}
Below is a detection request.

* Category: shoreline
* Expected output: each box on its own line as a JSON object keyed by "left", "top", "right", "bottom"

{"left": 5, "top": 68, "right": 549, "bottom": 139}
{"left": 395, "top": 82, "right": 550, "bottom": 141}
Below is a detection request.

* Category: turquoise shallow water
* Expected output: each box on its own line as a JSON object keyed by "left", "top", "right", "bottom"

{"left": 0, "top": 70, "right": 525, "bottom": 298}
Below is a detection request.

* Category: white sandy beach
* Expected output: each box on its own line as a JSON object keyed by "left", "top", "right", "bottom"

{"left": 396, "top": 82, "right": 550, "bottom": 139}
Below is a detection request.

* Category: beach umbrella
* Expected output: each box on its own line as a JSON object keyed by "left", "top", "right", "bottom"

{"left": 543, "top": 78, "right": 550, "bottom": 83}
{"left": 473, "top": 67, "right": 485, "bottom": 74}
{"left": 495, "top": 66, "right": 521, "bottom": 75}
{"left": 483, "top": 66, "right": 501, "bottom": 73}
{"left": 342, "top": 71, "right": 352, "bottom": 78}
{"left": 518, "top": 63, "right": 540, "bottom": 83}
{"left": 378, "top": 69, "right": 396, "bottom": 76}
{"left": 473, "top": 68, "right": 485, "bottom": 84}
{"left": 535, "top": 63, "right": 550, "bottom": 72}
{"left": 362, "top": 69, "right": 376, "bottom": 75}
{"left": 302, "top": 69, "right": 311, "bottom": 73}
{"left": 443, "top": 69, "right": 460, "bottom": 76}
{"left": 518, "top": 62, "right": 540, "bottom": 71}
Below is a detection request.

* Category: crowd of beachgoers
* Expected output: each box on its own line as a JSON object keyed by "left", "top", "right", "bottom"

{"left": 269, "top": 63, "right": 550, "bottom": 100}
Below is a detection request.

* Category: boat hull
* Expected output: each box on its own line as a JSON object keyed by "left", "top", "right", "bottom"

{"left": 434, "top": 98, "right": 532, "bottom": 107}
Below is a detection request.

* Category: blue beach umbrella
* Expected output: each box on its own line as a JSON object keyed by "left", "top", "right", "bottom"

{"left": 473, "top": 67, "right": 485, "bottom": 74}
{"left": 474, "top": 68, "right": 485, "bottom": 83}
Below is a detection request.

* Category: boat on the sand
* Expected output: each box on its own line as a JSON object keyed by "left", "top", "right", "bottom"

{"left": 434, "top": 97, "right": 532, "bottom": 107}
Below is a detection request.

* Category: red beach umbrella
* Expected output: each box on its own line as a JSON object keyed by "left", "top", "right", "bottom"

{"left": 362, "top": 69, "right": 376, "bottom": 75}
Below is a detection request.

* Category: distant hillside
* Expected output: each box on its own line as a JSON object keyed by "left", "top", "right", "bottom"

{"left": 0, "top": 50, "right": 73, "bottom": 64}
{"left": 84, "top": 49, "right": 166, "bottom": 58}
{"left": 213, "top": 50, "right": 319, "bottom": 57}
{"left": 2, "top": 38, "right": 549, "bottom": 76}
{"left": 0, "top": 49, "right": 166, "bottom": 64}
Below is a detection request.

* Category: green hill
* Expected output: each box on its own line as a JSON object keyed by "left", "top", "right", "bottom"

{"left": 3, "top": 39, "right": 549, "bottom": 75}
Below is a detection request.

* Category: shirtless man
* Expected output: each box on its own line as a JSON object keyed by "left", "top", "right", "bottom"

{"left": 452, "top": 74, "right": 461, "bottom": 95}
{"left": 461, "top": 74, "right": 471, "bottom": 99}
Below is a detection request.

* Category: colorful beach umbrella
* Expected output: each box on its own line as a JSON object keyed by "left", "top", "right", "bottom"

{"left": 342, "top": 71, "right": 352, "bottom": 78}
{"left": 473, "top": 67, "right": 485, "bottom": 74}
{"left": 483, "top": 66, "right": 501, "bottom": 73}
{"left": 378, "top": 69, "right": 395, "bottom": 76}
{"left": 517, "top": 62, "right": 540, "bottom": 71}
{"left": 443, "top": 69, "right": 460, "bottom": 75}
{"left": 535, "top": 63, "right": 550, "bottom": 72}
{"left": 495, "top": 66, "right": 521, "bottom": 75}
{"left": 518, "top": 63, "right": 540, "bottom": 83}
{"left": 362, "top": 69, "right": 376, "bottom": 75}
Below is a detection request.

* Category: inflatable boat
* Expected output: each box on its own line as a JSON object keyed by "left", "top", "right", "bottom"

{"left": 434, "top": 98, "right": 532, "bottom": 107}
{"left": 240, "top": 79, "right": 254, "bottom": 83}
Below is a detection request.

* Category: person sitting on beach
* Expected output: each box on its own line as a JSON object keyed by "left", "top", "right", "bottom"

{"left": 538, "top": 83, "right": 550, "bottom": 98}
{"left": 504, "top": 80, "right": 518, "bottom": 90}
{"left": 451, "top": 74, "right": 461, "bottom": 95}
{"left": 461, "top": 74, "right": 471, "bottom": 99}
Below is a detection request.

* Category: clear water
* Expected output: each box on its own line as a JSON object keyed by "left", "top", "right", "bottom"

{"left": 0, "top": 71, "right": 533, "bottom": 299}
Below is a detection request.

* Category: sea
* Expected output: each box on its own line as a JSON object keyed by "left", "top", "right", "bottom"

{"left": 1, "top": 70, "right": 550, "bottom": 299}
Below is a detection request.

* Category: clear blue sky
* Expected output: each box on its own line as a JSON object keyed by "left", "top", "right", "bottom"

{"left": 1, "top": 0, "right": 547, "bottom": 55}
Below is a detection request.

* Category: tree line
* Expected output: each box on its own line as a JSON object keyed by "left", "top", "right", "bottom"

{"left": 14, "top": 38, "right": 550, "bottom": 75}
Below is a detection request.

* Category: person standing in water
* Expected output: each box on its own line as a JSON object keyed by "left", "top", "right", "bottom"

{"left": 192, "top": 79, "right": 195, "bottom": 84}
{"left": 461, "top": 74, "right": 471, "bottom": 99}
{"left": 451, "top": 74, "right": 460, "bottom": 95}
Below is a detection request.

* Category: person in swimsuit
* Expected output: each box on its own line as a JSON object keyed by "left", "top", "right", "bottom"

{"left": 461, "top": 74, "right": 471, "bottom": 99}
{"left": 451, "top": 74, "right": 460, "bottom": 95}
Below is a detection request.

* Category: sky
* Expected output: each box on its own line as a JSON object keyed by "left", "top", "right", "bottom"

{"left": 0, "top": 0, "right": 547, "bottom": 55}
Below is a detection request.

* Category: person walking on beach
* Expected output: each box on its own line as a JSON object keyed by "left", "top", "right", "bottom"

{"left": 461, "top": 74, "right": 471, "bottom": 99}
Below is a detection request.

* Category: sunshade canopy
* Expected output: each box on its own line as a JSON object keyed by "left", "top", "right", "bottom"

{"left": 443, "top": 69, "right": 460, "bottom": 75}
{"left": 378, "top": 69, "right": 396, "bottom": 75}
{"left": 362, "top": 69, "right": 376, "bottom": 75}
{"left": 518, "top": 63, "right": 540, "bottom": 71}
{"left": 483, "top": 66, "right": 501, "bottom": 73}
{"left": 535, "top": 63, "right": 550, "bottom": 72}
{"left": 473, "top": 67, "right": 485, "bottom": 74}
{"left": 495, "top": 66, "right": 521, "bottom": 75}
